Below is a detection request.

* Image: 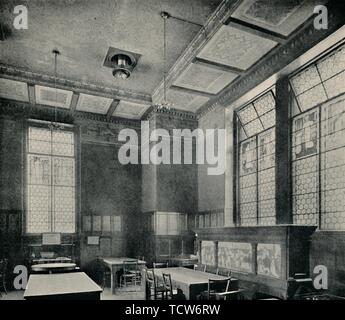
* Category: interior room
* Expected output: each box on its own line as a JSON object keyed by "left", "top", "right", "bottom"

{"left": 1, "top": 0, "right": 345, "bottom": 300}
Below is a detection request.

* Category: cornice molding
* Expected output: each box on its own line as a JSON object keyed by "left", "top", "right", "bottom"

{"left": 142, "top": 106, "right": 198, "bottom": 122}
{"left": 196, "top": 0, "right": 345, "bottom": 119}
{"left": 0, "top": 64, "right": 152, "bottom": 104}
{"left": 0, "top": 98, "right": 141, "bottom": 128}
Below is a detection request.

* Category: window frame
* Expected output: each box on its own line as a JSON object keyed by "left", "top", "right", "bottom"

{"left": 289, "top": 42, "right": 345, "bottom": 230}
{"left": 24, "top": 119, "right": 78, "bottom": 235}
{"left": 235, "top": 89, "right": 277, "bottom": 227}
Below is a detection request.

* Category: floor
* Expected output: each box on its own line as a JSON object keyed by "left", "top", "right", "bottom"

{"left": 0, "top": 286, "right": 145, "bottom": 300}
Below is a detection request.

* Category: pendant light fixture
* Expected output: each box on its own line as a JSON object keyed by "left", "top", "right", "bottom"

{"left": 153, "top": 11, "right": 206, "bottom": 111}
{"left": 154, "top": 11, "right": 173, "bottom": 111}
{"left": 48, "top": 49, "right": 64, "bottom": 131}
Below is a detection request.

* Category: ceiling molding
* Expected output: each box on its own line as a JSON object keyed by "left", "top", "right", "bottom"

{"left": 106, "top": 100, "right": 120, "bottom": 119}
{"left": 0, "top": 97, "right": 141, "bottom": 128}
{"left": 193, "top": 57, "right": 245, "bottom": 74}
{"left": 0, "top": 64, "right": 152, "bottom": 105}
{"left": 170, "top": 85, "right": 216, "bottom": 99}
{"left": 69, "top": 93, "right": 80, "bottom": 113}
{"left": 27, "top": 84, "right": 35, "bottom": 105}
{"left": 142, "top": 106, "right": 197, "bottom": 122}
{"left": 152, "top": 0, "right": 243, "bottom": 103}
{"left": 225, "top": 18, "right": 287, "bottom": 44}
{"left": 197, "top": 0, "right": 345, "bottom": 119}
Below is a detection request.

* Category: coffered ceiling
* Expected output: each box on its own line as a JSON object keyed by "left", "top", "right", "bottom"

{"left": 0, "top": 0, "right": 329, "bottom": 119}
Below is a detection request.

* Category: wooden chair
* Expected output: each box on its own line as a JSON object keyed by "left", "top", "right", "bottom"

{"left": 120, "top": 260, "right": 141, "bottom": 289}
{"left": 145, "top": 269, "right": 167, "bottom": 300}
{"left": 0, "top": 259, "right": 8, "bottom": 296}
{"left": 162, "top": 273, "right": 179, "bottom": 300}
{"left": 199, "top": 277, "right": 244, "bottom": 300}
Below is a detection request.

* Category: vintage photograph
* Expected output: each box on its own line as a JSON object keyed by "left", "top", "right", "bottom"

{"left": 0, "top": 0, "right": 345, "bottom": 305}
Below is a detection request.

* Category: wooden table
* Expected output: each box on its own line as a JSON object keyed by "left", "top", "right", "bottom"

{"left": 102, "top": 257, "right": 146, "bottom": 294}
{"left": 31, "top": 263, "right": 77, "bottom": 274}
{"left": 153, "top": 267, "right": 238, "bottom": 300}
{"left": 24, "top": 272, "right": 102, "bottom": 300}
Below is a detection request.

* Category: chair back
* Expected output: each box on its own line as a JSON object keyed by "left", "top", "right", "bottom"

{"left": 207, "top": 278, "right": 231, "bottom": 300}
{"left": 162, "top": 273, "right": 172, "bottom": 288}
{"left": 123, "top": 260, "right": 138, "bottom": 274}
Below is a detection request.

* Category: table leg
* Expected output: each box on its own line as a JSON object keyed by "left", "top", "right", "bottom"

{"left": 110, "top": 267, "right": 115, "bottom": 295}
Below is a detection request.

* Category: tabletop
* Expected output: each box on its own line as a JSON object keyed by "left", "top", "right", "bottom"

{"left": 31, "top": 263, "right": 76, "bottom": 271}
{"left": 153, "top": 267, "right": 229, "bottom": 285}
{"left": 24, "top": 272, "right": 102, "bottom": 298}
{"left": 102, "top": 257, "right": 146, "bottom": 266}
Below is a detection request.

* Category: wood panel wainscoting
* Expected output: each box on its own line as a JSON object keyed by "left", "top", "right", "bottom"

{"left": 195, "top": 225, "right": 316, "bottom": 299}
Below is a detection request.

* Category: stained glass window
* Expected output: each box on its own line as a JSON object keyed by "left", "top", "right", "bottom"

{"left": 26, "top": 124, "right": 76, "bottom": 233}
{"left": 237, "top": 91, "right": 276, "bottom": 226}
{"left": 290, "top": 43, "right": 345, "bottom": 112}
{"left": 291, "top": 43, "right": 345, "bottom": 230}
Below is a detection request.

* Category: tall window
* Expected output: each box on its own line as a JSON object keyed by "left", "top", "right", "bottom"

{"left": 290, "top": 43, "right": 345, "bottom": 230}
{"left": 236, "top": 91, "right": 276, "bottom": 226}
{"left": 26, "top": 123, "right": 76, "bottom": 233}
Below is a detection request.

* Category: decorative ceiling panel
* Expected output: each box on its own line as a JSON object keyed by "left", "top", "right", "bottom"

{"left": 166, "top": 90, "right": 210, "bottom": 113}
{"left": 0, "top": 78, "right": 29, "bottom": 102}
{"left": 35, "top": 85, "right": 73, "bottom": 109}
{"left": 231, "top": 0, "right": 326, "bottom": 37}
{"left": 76, "top": 93, "right": 113, "bottom": 114}
{"left": 173, "top": 62, "right": 238, "bottom": 94}
{"left": 197, "top": 25, "right": 277, "bottom": 70}
{"left": 113, "top": 100, "right": 150, "bottom": 119}
{"left": 0, "top": 0, "right": 222, "bottom": 96}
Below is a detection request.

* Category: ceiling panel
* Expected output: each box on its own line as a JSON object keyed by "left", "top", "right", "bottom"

{"left": 0, "top": 0, "right": 222, "bottom": 96}
{"left": 173, "top": 62, "right": 238, "bottom": 94}
{"left": 35, "top": 85, "right": 73, "bottom": 109}
{"left": 166, "top": 89, "right": 210, "bottom": 113}
{"left": 76, "top": 93, "right": 113, "bottom": 114}
{"left": 231, "top": 0, "right": 326, "bottom": 37}
{"left": 0, "top": 78, "right": 29, "bottom": 102}
{"left": 113, "top": 100, "right": 150, "bottom": 119}
{"left": 197, "top": 25, "right": 277, "bottom": 70}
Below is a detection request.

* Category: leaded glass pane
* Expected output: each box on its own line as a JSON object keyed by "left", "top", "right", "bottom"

{"left": 28, "top": 127, "right": 52, "bottom": 155}
{"left": 53, "top": 157, "right": 75, "bottom": 186}
{"left": 27, "top": 155, "right": 51, "bottom": 185}
{"left": 243, "top": 118, "right": 264, "bottom": 137}
{"left": 290, "top": 65, "right": 321, "bottom": 95}
{"left": 317, "top": 45, "right": 345, "bottom": 81}
{"left": 258, "top": 129, "right": 275, "bottom": 170}
{"left": 257, "top": 128, "right": 276, "bottom": 225}
{"left": 27, "top": 185, "right": 51, "bottom": 233}
{"left": 320, "top": 96, "right": 345, "bottom": 230}
{"left": 238, "top": 104, "right": 257, "bottom": 124}
{"left": 260, "top": 110, "right": 276, "bottom": 129}
{"left": 240, "top": 138, "right": 257, "bottom": 176}
{"left": 253, "top": 92, "right": 275, "bottom": 116}
{"left": 292, "top": 109, "right": 319, "bottom": 160}
{"left": 239, "top": 137, "right": 258, "bottom": 226}
{"left": 296, "top": 84, "right": 328, "bottom": 111}
{"left": 323, "top": 70, "right": 345, "bottom": 99}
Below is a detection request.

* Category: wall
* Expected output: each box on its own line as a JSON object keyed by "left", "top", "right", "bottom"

{"left": 0, "top": 116, "right": 23, "bottom": 270}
